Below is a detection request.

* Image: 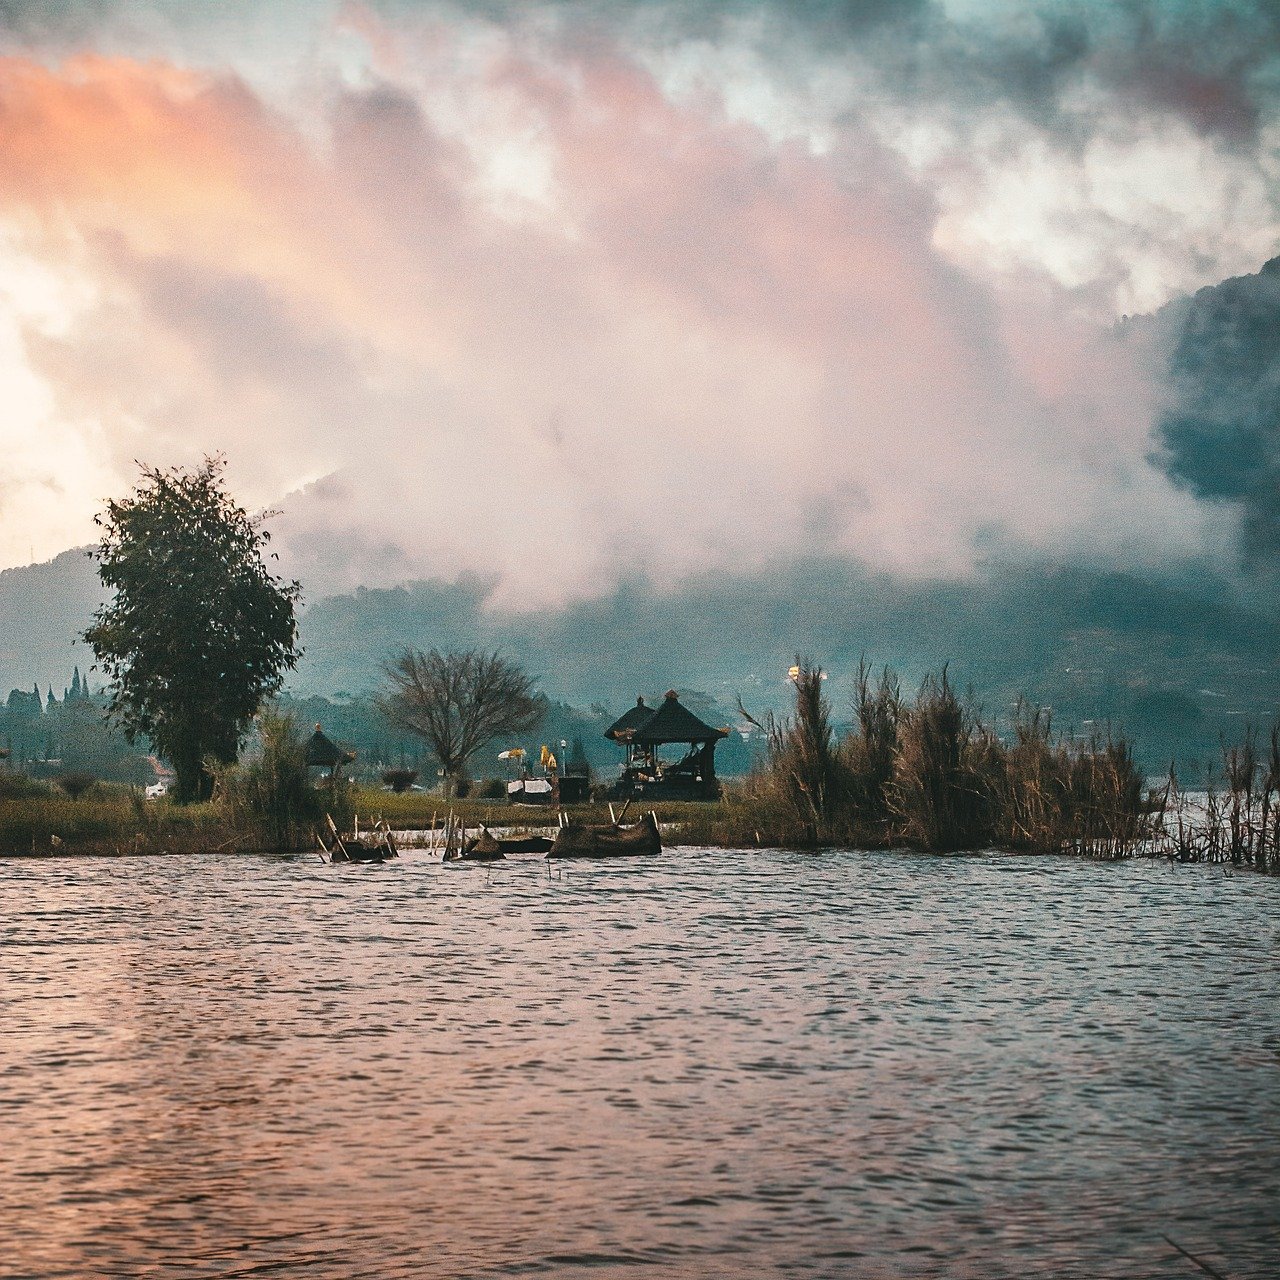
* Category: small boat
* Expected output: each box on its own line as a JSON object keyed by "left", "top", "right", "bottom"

{"left": 455, "top": 829, "right": 555, "bottom": 861}
{"left": 319, "top": 815, "right": 399, "bottom": 864}
{"left": 331, "top": 838, "right": 397, "bottom": 864}
{"left": 488, "top": 833, "right": 554, "bottom": 854}
{"left": 547, "top": 811, "right": 662, "bottom": 859}
{"left": 452, "top": 829, "right": 504, "bottom": 862}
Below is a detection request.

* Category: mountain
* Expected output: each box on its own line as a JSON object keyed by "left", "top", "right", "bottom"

{"left": 290, "top": 559, "right": 1278, "bottom": 772}
{"left": 0, "top": 548, "right": 104, "bottom": 696}
{"left": 1150, "top": 254, "right": 1280, "bottom": 568}
{"left": 2, "top": 543, "right": 1275, "bottom": 774}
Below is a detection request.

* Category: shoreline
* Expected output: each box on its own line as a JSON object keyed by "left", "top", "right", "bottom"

{"left": 4, "top": 787, "right": 1277, "bottom": 871}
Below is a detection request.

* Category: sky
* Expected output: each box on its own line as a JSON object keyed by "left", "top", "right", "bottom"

{"left": 0, "top": 0, "right": 1276, "bottom": 610}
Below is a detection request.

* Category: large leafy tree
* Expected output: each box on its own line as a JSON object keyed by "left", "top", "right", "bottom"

{"left": 84, "top": 457, "right": 301, "bottom": 802}
{"left": 379, "top": 648, "right": 544, "bottom": 796}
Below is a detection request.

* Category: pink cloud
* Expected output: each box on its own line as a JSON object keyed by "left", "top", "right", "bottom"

{"left": 0, "top": 35, "right": 1229, "bottom": 604}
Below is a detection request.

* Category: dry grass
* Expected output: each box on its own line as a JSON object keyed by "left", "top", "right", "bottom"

{"left": 0, "top": 785, "right": 238, "bottom": 855}
{"left": 735, "top": 661, "right": 1156, "bottom": 856}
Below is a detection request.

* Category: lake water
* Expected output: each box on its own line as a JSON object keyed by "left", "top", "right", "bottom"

{"left": 2, "top": 848, "right": 1278, "bottom": 1279}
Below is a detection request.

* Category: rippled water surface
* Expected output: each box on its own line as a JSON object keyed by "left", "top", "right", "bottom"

{"left": 2, "top": 849, "right": 1278, "bottom": 1279}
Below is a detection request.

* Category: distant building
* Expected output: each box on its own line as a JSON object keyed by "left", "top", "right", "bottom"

{"left": 306, "top": 725, "right": 356, "bottom": 774}
{"left": 604, "top": 690, "right": 728, "bottom": 801}
{"left": 145, "top": 755, "right": 176, "bottom": 799}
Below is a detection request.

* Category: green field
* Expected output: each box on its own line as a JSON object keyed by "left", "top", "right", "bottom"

{"left": 0, "top": 786, "right": 240, "bottom": 856}
{"left": 0, "top": 778, "right": 784, "bottom": 856}
{"left": 346, "top": 788, "right": 749, "bottom": 844}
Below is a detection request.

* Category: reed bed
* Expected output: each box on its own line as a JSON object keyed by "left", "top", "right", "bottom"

{"left": 1154, "top": 727, "right": 1280, "bottom": 872}
{"left": 731, "top": 662, "right": 1162, "bottom": 857}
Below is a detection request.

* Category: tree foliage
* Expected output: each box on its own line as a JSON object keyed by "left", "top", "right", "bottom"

{"left": 83, "top": 457, "right": 300, "bottom": 802}
{"left": 378, "top": 648, "right": 544, "bottom": 795}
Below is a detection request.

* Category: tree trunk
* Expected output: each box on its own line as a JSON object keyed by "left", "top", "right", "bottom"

{"left": 172, "top": 745, "right": 205, "bottom": 804}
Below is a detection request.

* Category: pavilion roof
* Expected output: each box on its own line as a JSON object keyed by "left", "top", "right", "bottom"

{"left": 305, "top": 725, "right": 356, "bottom": 768}
{"left": 630, "top": 691, "right": 728, "bottom": 745}
{"left": 604, "top": 696, "right": 656, "bottom": 742}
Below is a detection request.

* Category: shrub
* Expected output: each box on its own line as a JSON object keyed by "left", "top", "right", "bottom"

{"left": 55, "top": 772, "right": 99, "bottom": 800}
{"left": 0, "top": 771, "right": 51, "bottom": 800}
{"left": 477, "top": 777, "right": 506, "bottom": 799}
{"left": 382, "top": 768, "right": 419, "bottom": 793}
{"left": 212, "top": 710, "right": 349, "bottom": 851}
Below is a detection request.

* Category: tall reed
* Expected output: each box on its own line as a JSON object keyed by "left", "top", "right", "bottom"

{"left": 212, "top": 710, "right": 348, "bottom": 851}
{"left": 1158, "top": 728, "right": 1280, "bottom": 872}
{"left": 843, "top": 659, "right": 901, "bottom": 816}
{"left": 888, "top": 668, "right": 992, "bottom": 851}
{"left": 738, "top": 659, "right": 846, "bottom": 843}
{"left": 744, "top": 662, "right": 1150, "bottom": 855}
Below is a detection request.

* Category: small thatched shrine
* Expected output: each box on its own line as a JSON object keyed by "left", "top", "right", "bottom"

{"left": 604, "top": 691, "right": 728, "bottom": 800}
{"left": 305, "top": 725, "right": 356, "bottom": 773}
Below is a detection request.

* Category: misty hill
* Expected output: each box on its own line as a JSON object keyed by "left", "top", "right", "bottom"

{"left": 0, "top": 549, "right": 104, "bottom": 696}
{"left": 1151, "top": 253, "right": 1280, "bottom": 567}
{"left": 2, "top": 547, "right": 1275, "bottom": 774}
{"left": 5, "top": 255, "right": 1280, "bottom": 772}
{"left": 292, "top": 560, "right": 1278, "bottom": 772}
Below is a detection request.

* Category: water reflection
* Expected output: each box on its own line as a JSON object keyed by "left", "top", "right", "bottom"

{"left": 2, "top": 851, "right": 1278, "bottom": 1277}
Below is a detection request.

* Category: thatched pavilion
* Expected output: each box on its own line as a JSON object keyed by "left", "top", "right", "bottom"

{"left": 604, "top": 691, "right": 728, "bottom": 800}
{"left": 305, "top": 725, "right": 355, "bottom": 776}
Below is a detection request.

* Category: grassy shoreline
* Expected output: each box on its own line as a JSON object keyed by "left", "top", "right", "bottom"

{"left": 3, "top": 666, "right": 1275, "bottom": 871}
{"left": 2, "top": 783, "right": 1275, "bottom": 871}
{"left": 0, "top": 790, "right": 242, "bottom": 857}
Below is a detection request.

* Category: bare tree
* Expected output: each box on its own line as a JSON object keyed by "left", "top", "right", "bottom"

{"left": 378, "top": 648, "right": 544, "bottom": 796}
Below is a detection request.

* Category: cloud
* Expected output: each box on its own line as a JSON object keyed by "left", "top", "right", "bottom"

{"left": 0, "top": 7, "right": 1264, "bottom": 608}
{"left": 370, "top": 1, "right": 1280, "bottom": 140}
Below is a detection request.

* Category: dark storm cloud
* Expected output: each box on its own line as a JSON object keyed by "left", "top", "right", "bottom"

{"left": 785, "top": 0, "right": 1278, "bottom": 142}
{"left": 393, "top": 0, "right": 1280, "bottom": 141}
{"left": 1156, "top": 256, "right": 1280, "bottom": 565}
{"left": 4, "top": 1, "right": 1276, "bottom": 143}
